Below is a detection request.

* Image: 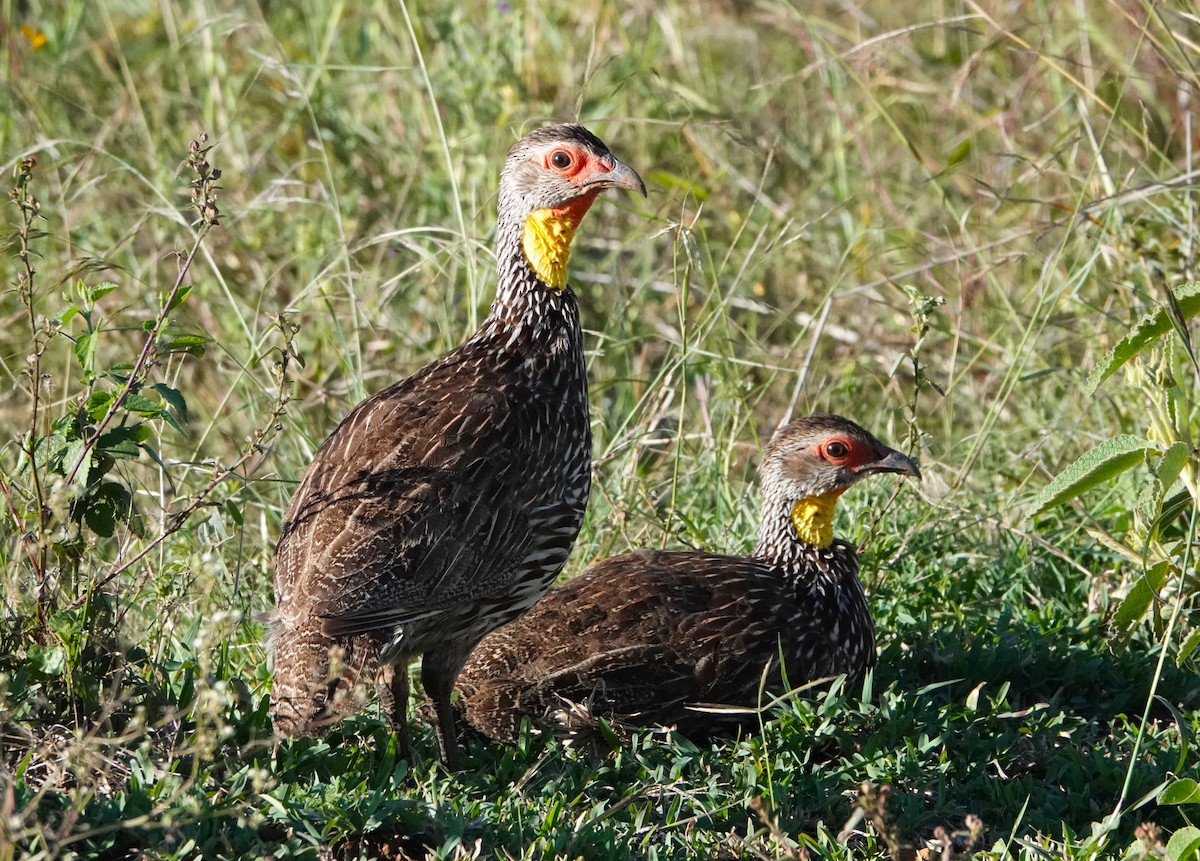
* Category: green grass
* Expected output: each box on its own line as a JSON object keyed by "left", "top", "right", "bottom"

{"left": 2, "top": 0, "right": 1199, "bottom": 858}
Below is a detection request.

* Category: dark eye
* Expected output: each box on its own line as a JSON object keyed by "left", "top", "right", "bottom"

{"left": 550, "top": 150, "right": 573, "bottom": 169}
{"left": 824, "top": 441, "right": 849, "bottom": 459}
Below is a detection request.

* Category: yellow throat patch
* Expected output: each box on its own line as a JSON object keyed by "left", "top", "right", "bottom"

{"left": 520, "top": 191, "right": 599, "bottom": 290}
{"left": 790, "top": 491, "right": 845, "bottom": 548}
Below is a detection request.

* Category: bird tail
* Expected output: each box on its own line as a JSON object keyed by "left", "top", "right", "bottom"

{"left": 268, "top": 616, "right": 379, "bottom": 736}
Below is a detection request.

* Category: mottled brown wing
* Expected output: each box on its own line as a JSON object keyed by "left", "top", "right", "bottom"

{"left": 274, "top": 348, "right": 534, "bottom": 631}
{"left": 465, "top": 551, "right": 778, "bottom": 724}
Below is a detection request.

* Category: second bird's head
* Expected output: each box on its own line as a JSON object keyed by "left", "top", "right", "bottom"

{"left": 499, "top": 123, "right": 646, "bottom": 290}
{"left": 759, "top": 414, "right": 921, "bottom": 549}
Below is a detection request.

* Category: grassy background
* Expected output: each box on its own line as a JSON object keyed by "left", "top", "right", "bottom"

{"left": 1, "top": 0, "right": 1198, "bottom": 858}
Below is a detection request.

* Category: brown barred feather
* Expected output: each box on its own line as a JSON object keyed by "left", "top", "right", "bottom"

{"left": 455, "top": 414, "right": 920, "bottom": 745}
{"left": 268, "top": 124, "right": 645, "bottom": 766}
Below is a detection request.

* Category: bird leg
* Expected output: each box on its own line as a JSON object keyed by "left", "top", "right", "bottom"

{"left": 421, "top": 658, "right": 461, "bottom": 769}
{"left": 376, "top": 661, "right": 413, "bottom": 761}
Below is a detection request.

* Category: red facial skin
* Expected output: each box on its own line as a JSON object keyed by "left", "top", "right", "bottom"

{"left": 540, "top": 146, "right": 615, "bottom": 225}
{"left": 541, "top": 145, "right": 611, "bottom": 183}
{"left": 816, "top": 436, "right": 879, "bottom": 471}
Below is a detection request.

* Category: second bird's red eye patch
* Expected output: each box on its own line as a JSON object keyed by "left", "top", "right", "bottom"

{"left": 817, "top": 437, "right": 875, "bottom": 468}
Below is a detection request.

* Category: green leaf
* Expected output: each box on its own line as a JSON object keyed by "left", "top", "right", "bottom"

{"left": 153, "top": 383, "right": 188, "bottom": 421}
{"left": 122, "top": 392, "right": 163, "bottom": 416}
{"left": 72, "top": 331, "right": 97, "bottom": 372}
{"left": 1166, "top": 825, "right": 1200, "bottom": 861}
{"left": 62, "top": 437, "right": 89, "bottom": 487}
{"left": 1027, "top": 435, "right": 1156, "bottom": 518}
{"left": 58, "top": 304, "right": 80, "bottom": 325}
{"left": 85, "top": 390, "right": 116, "bottom": 421}
{"left": 162, "top": 334, "right": 209, "bottom": 356}
{"left": 165, "top": 284, "right": 192, "bottom": 313}
{"left": 1161, "top": 778, "right": 1200, "bottom": 806}
{"left": 1178, "top": 628, "right": 1200, "bottom": 667}
{"left": 945, "top": 139, "right": 971, "bottom": 168}
{"left": 1156, "top": 442, "right": 1191, "bottom": 494}
{"left": 1112, "top": 561, "right": 1170, "bottom": 630}
{"left": 1156, "top": 490, "right": 1196, "bottom": 536}
{"left": 96, "top": 425, "right": 147, "bottom": 460}
{"left": 28, "top": 643, "right": 66, "bottom": 677}
{"left": 83, "top": 481, "right": 132, "bottom": 538}
{"left": 1136, "top": 469, "right": 1164, "bottom": 524}
{"left": 159, "top": 409, "right": 187, "bottom": 436}
{"left": 1087, "top": 282, "right": 1200, "bottom": 393}
{"left": 87, "top": 281, "right": 118, "bottom": 303}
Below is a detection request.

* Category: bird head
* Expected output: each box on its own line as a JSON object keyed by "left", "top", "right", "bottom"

{"left": 759, "top": 414, "right": 920, "bottom": 548}
{"left": 499, "top": 124, "right": 646, "bottom": 290}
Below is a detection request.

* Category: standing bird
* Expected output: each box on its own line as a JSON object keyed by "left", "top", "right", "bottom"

{"left": 269, "top": 124, "right": 646, "bottom": 766}
{"left": 455, "top": 414, "right": 920, "bottom": 744}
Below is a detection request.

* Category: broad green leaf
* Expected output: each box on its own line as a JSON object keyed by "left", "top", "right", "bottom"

{"left": 162, "top": 334, "right": 209, "bottom": 356}
{"left": 96, "top": 425, "right": 148, "bottom": 460}
{"left": 1136, "top": 469, "right": 1164, "bottom": 524}
{"left": 87, "top": 280, "right": 118, "bottom": 303}
{"left": 165, "top": 284, "right": 192, "bottom": 313}
{"left": 72, "top": 331, "right": 97, "bottom": 371}
{"left": 1087, "top": 282, "right": 1200, "bottom": 393}
{"left": 28, "top": 643, "right": 65, "bottom": 677}
{"left": 85, "top": 390, "right": 116, "bottom": 421}
{"left": 1178, "top": 628, "right": 1200, "bottom": 667}
{"left": 122, "top": 392, "right": 163, "bottom": 416}
{"left": 160, "top": 409, "right": 187, "bottom": 436}
{"left": 153, "top": 383, "right": 188, "bottom": 422}
{"left": 1161, "top": 779, "right": 1200, "bottom": 806}
{"left": 1027, "top": 435, "right": 1155, "bottom": 518}
{"left": 1112, "top": 561, "right": 1171, "bottom": 630}
{"left": 57, "top": 304, "right": 80, "bottom": 325}
{"left": 1166, "top": 825, "right": 1200, "bottom": 861}
{"left": 84, "top": 494, "right": 116, "bottom": 537}
{"left": 83, "top": 481, "right": 131, "bottom": 538}
{"left": 48, "top": 608, "right": 81, "bottom": 639}
{"left": 62, "top": 438, "right": 88, "bottom": 487}
{"left": 1136, "top": 440, "right": 1188, "bottom": 528}
{"left": 1156, "top": 442, "right": 1191, "bottom": 493}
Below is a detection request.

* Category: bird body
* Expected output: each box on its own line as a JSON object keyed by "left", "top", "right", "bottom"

{"left": 269, "top": 124, "right": 645, "bottom": 764}
{"left": 455, "top": 414, "right": 920, "bottom": 744}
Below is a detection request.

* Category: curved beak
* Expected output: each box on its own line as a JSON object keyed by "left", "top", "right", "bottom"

{"left": 860, "top": 447, "right": 921, "bottom": 480}
{"left": 583, "top": 158, "right": 647, "bottom": 197}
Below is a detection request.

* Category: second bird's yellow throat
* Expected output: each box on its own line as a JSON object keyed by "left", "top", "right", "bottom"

{"left": 521, "top": 191, "right": 600, "bottom": 290}
{"left": 790, "top": 490, "right": 846, "bottom": 548}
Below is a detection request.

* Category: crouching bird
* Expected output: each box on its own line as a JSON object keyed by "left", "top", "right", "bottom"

{"left": 269, "top": 124, "right": 646, "bottom": 767}
{"left": 455, "top": 414, "right": 920, "bottom": 744}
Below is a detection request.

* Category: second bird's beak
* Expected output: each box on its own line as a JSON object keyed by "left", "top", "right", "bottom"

{"left": 862, "top": 448, "right": 921, "bottom": 480}
{"left": 584, "top": 159, "right": 647, "bottom": 197}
